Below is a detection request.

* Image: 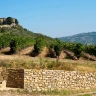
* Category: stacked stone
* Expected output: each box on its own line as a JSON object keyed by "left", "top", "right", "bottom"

{"left": 6, "top": 69, "right": 24, "bottom": 88}
{"left": 0, "top": 67, "right": 8, "bottom": 88}
{"left": 24, "top": 70, "right": 96, "bottom": 91}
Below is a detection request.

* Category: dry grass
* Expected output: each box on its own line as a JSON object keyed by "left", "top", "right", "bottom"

{"left": 0, "top": 88, "right": 94, "bottom": 96}
{"left": 0, "top": 48, "right": 96, "bottom": 96}
{"left": 0, "top": 53, "right": 96, "bottom": 72}
{"left": 0, "top": 47, "right": 96, "bottom": 71}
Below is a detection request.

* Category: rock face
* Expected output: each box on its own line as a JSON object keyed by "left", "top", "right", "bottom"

{"left": 0, "top": 18, "right": 15, "bottom": 24}
{"left": 0, "top": 17, "right": 16, "bottom": 28}
{"left": 0, "top": 67, "right": 7, "bottom": 88}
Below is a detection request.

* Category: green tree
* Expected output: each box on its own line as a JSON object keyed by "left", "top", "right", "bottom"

{"left": 54, "top": 39, "right": 63, "bottom": 58}
{"left": 74, "top": 43, "right": 83, "bottom": 58}
{"left": 15, "top": 19, "right": 19, "bottom": 25}
{"left": 34, "top": 38, "right": 46, "bottom": 54}
{"left": 84, "top": 44, "right": 96, "bottom": 56}
{"left": 1, "top": 28, "right": 6, "bottom": 33}
{"left": 0, "top": 21, "right": 2, "bottom": 25}
{"left": 63, "top": 42, "right": 76, "bottom": 52}
{"left": 6, "top": 17, "right": 13, "bottom": 25}
{"left": 0, "top": 34, "right": 11, "bottom": 49}
{"left": 10, "top": 39, "right": 17, "bottom": 54}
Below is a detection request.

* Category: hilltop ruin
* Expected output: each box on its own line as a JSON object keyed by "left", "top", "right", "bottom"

{"left": 0, "top": 17, "right": 18, "bottom": 28}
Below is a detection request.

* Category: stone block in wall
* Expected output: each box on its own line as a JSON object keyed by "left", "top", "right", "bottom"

{"left": 24, "top": 70, "right": 96, "bottom": 91}
{"left": 6, "top": 69, "right": 24, "bottom": 88}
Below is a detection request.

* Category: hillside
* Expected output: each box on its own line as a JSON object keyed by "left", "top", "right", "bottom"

{"left": 0, "top": 17, "right": 55, "bottom": 48}
{"left": 58, "top": 32, "right": 96, "bottom": 44}
{"left": 0, "top": 23, "right": 55, "bottom": 52}
{"left": 1, "top": 17, "right": 96, "bottom": 62}
{"left": 0, "top": 25, "right": 54, "bottom": 42}
{"left": 1, "top": 17, "right": 96, "bottom": 73}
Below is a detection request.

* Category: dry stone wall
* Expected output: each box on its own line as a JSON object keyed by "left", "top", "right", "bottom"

{"left": 5, "top": 69, "right": 96, "bottom": 91}
{"left": 6, "top": 69, "right": 24, "bottom": 88}
{"left": 24, "top": 70, "right": 96, "bottom": 91}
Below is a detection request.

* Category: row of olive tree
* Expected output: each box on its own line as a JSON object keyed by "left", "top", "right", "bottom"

{"left": 84, "top": 44, "right": 96, "bottom": 56}
{"left": 1, "top": 34, "right": 96, "bottom": 58}
{"left": 0, "top": 34, "right": 34, "bottom": 54}
{"left": 62, "top": 42, "right": 96, "bottom": 58}
{"left": 34, "top": 37, "right": 46, "bottom": 54}
{"left": 33, "top": 38, "right": 96, "bottom": 59}
{"left": 10, "top": 36, "right": 34, "bottom": 54}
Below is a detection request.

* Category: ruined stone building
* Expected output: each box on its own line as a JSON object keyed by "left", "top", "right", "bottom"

{"left": 0, "top": 17, "right": 15, "bottom": 25}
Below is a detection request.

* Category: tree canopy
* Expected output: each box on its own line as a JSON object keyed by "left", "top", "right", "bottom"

{"left": 6, "top": 17, "right": 13, "bottom": 25}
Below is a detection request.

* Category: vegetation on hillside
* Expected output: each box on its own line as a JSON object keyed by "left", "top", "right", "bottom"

{"left": 62, "top": 42, "right": 96, "bottom": 59}
{"left": 0, "top": 33, "right": 34, "bottom": 53}
{"left": 1, "top": 24, "right": 96, "bottom": 59}
{"left": 34, "top": 37, "right": 47, "bottom": 54}
{"left": 0, "top": 17, "right": 96, "bottom": 60}
{"left": 59, "top": 32, "right": 96, "bottom": 44}
{"left": 53, "top": 39, "right": 63, "bottom": 57}
{"left": 0, "top": 19, "right": 55, "bottom": 54}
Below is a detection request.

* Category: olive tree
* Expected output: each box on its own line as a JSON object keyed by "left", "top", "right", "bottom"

{"left": 54, "top": 39, "right": 63, "bottom": 58}
{"left": 34, "top": 37, "right": 46, "bottom": 54}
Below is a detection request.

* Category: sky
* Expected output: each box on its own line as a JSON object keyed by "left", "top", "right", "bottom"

{"left": 0, "top": 0, "right": 96, "bottom": 38}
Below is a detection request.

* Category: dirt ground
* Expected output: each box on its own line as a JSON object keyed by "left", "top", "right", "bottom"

{"left": 0, "top": 92, "right": 96, "bottom": 96}
{"left": 0, "top": 90, "right": 43, "bottom": 96}
{"left": 0, "top": 90, "right": 96, "bottom": 96}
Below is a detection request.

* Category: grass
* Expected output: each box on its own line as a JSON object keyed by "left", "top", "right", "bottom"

{"left": 78, "top": 94, "right": 92, "bottom": 96}
{"left": 0, "top": 57, "right": 96, "bottom": 72}
{"left": 0, "top": 88, "right": 94, "bottom": 96}
{"left": 0, "top": 55, "right": 96, "bottom": 96}
{"left": 0, "top": 46, "right": 96, "bottom": 71}
{"left": 19, "top": 88, "right": 96, "bottom": 96}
